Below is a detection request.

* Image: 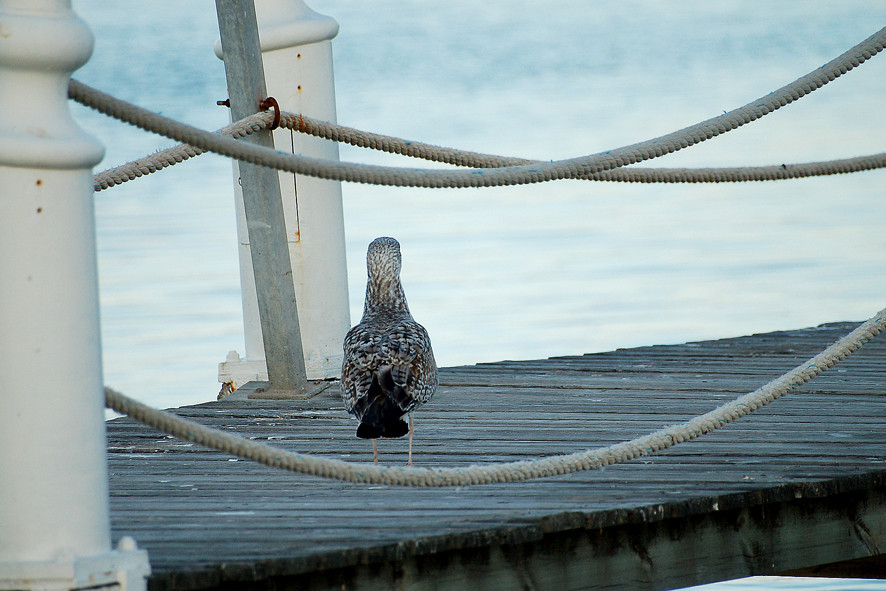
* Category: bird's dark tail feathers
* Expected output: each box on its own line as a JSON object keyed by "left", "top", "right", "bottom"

{"left": 355, "top": 371, "right": 408, "bottom": 439}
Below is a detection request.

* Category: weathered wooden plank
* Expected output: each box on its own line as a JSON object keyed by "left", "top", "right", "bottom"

{"left": 104, "top": 322, "right": 886, "bottom": 591}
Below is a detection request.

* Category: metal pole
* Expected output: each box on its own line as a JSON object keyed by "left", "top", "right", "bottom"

{"left": 0, "top": 0, "right": 149, "bottom": 587}
{"left": 215, "top": 0, "right": 309, "bottom": 394}
{"left": 216, "top": 0, "right": 350, "bottom": 393}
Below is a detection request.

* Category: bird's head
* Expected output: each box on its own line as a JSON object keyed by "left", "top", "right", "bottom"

{"left": 367, "top": 236, "right": 402, "bottom": 281}
{"left": 364, "top": 236, "right": 408, "bottom": 314}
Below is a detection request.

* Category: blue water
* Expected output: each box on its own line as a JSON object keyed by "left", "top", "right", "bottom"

{"left": 70, "top": 2, "right": 886, "bottom": 587}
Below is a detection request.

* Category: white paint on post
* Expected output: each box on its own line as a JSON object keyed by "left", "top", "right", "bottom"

{"left": 0, "top": 1, "right": 149, "bottom": 588}
{"left": 217, "top": 0, "right": 350, "bottom": 389}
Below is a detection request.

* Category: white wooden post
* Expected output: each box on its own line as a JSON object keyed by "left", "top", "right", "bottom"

{"left": 217, "top": 0, "right": 350, "bottom": 391}
{"left": 0, "top": 0, "right": 149, "bottom": 588}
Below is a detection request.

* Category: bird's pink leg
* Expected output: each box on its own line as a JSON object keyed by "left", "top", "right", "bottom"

{"left": 372, "top": 439, "right": 378, "bottom": 465}
{"left": 407, "top": 413, "right": 414, "bottom": 466}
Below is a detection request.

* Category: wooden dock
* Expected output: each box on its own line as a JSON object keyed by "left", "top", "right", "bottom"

{"left": 106, "top": 322, "right": 886, "bottom": 591}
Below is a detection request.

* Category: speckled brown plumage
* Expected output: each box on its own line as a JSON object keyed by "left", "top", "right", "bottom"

{"left": 341, "top": 237, "right": 438, "bottom": 465}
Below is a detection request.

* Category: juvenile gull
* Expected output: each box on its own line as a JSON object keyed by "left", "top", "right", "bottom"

{"left": 341, "top": 237, "right": 438, "bottom": 465}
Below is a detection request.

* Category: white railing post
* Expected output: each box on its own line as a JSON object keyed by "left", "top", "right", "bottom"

{"left": 0, "top": 0, "right": 149, "bottom": 588}
{"left": 217, "top": 0, "right": 350, "bottom": 392}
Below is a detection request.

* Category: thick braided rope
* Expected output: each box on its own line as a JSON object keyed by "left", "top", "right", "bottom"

{"left": 281, "top": 113, "right": 886, "bottom": 182}
{"left": 105, "top": 307, "right": 886, "bottom": 486}
{"left": 72, "top": 25, "right": 886, "bottom": 189}
{"left": 589, "top": 157, "right": 886, "bottom": 182}
{"left": 92, "top": 114, "right": 270, "bottom": 191}
{"left": 93, "top": 107, "right": 886, "bottom": 191}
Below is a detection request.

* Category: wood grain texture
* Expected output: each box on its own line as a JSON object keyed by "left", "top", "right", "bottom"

{"left": 105, "top": 322, "right": 886, "bottom": 590}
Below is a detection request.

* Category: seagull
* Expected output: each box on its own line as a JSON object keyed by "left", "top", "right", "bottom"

{"left": 341, "top": 237, "right": 438, "bottom": 465}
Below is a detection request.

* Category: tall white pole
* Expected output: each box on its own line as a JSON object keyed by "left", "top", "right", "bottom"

{"left": 217, "top": 0, "right": 350, "bottom": 391}
{"left": 0, "top": 0, "right": 149, "bottom": 588}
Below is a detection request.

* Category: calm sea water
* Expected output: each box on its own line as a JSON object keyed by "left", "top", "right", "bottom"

{"left": 70, "top": 2, "right": 885, "bottom": 587}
